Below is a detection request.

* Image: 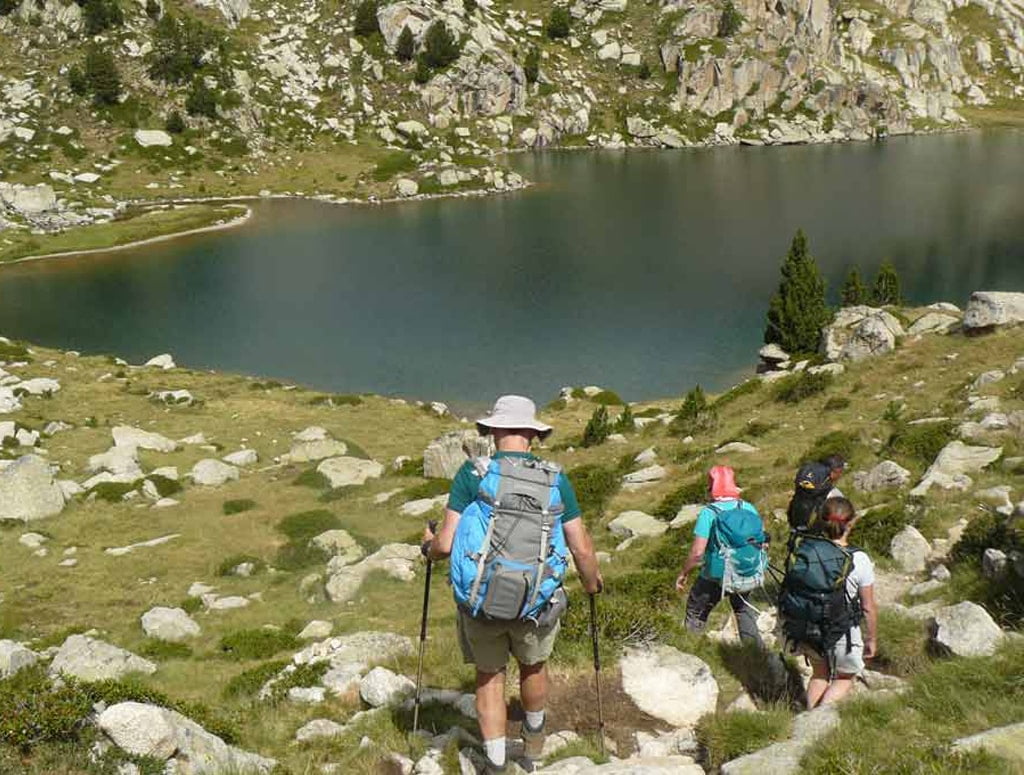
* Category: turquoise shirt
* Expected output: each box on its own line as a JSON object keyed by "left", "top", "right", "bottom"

{"left": 447, "top": 451, "right": 582, "bottom": 523}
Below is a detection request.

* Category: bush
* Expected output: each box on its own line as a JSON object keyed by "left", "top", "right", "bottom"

{"left": 215, "top": 553, "right": 265, "bottom": 577}
{"left": 293, "top": 467, "right": 330, "bottom": 489}
{"left": 138, "top": 640, "right": 192, "bottom": 660}
{"left": 697, "top": 708, "right": 791, "bottom": 770}
{"left": 145, "top": 0, "right": 160, "bottom": 20}
{"left": 222, "top": 498, "right": 256, "bottom": 515}
{"left": 743, "top": 420, "right": 775, "bottom": 438}
{"left": 146, "top": 474, "right": 181, "bottom": 498}
{"left": 764, "top": 229, "right": 830, "bottom": 356}
{"left": 714, "top": 379, "right": 760, "bottom": 407}
{"left": 84, "top": 48, "right": 122, "bottom": 106}
{"left": 841, "top": 266, "right": 867, "bottom": 306}
{"left": 165, "top": 110, "right": 186, "bottom": 134}
{"left": 222, "top": 659, "right": 289, "bottom": 699}
{"left": 641, "top": 531, "right": 688, "bottom": 571}
{"left": 773, "top": 371, "right": 832, "bottom": 404}
{"left": 717, "top": 0, "right": 743, "bottom": 36}
{"left": 372, "top": 150, "right": 416, "bottom": 181}
{"left": 652, "top": 478, "right": 706, "bottom": 520}
{"left": 185, "top": 79, "right": 218, "bottom": 119}
{"left": 80, "top": 0, "right": 124, "bottom": 36}
{"left": 354, "top": 0, "right": 379, "bottom": 37}
{"left": 395, "top": 457, "right": 424, "bottom": 477}
{"left": 218, "top": 628, "right": 299, "bottom": 661}
{"left": 403, "top": 478, "right": 452, "bottom": 500}
{"left": 569, "top": 464, "right": 619, "bottom": 519}
{"left": 179, "top": 596, "right": 203, "bottom": 614}
{"left": 0, "top": 666, "right": 92, "bottom": 750}
{"left": 589, "top": 389, "right": 625, "bottom": 406}
{"left": 275, "top": 509, "right": 341, "bottom": 569}
{"left": 524, "top": 47, "right": 540, "bottom": 84}
{"left": 581, "top": 406, "right": 612, "bottom": 448}
{"left": 0, "top": 0, "right": 18, "bottom": 15}
{"left": 148, "top": 13, "right": 225, "bottom": 85}
{"left": 669, "top": 385, "right": 718, "bottom": 437}
{"left": 463, "top": 0, "right": 476, "bottom": 12}
{"left": 614, "top": 405, "right": 634, "bottom": 433}
{"left": 413, "top": 55, "right": 432, "bottom": 84}
{"left": 68, "top": 65, "right": 88, "bottom": 96}
{"left": 422, "top": 21, "right": 460, "bottom": 69}
{"left": 0, "top": 341, "right": 29, "bottom": 360}
{"left": 561, "top": 571, "right": 677, "bottom": 649}
{"left": 886, "top": 420, "right": 955, "bottom": 466}
{"left": 823, "top": 396, "right": 850, "bottom": 410}
{"left": 854, "top": 503, "right": 909, "bottom": 556}
{"left": 89, "top": 480, "right": 139, "bottom": 503}
{"left": 546, "top": 6, "right": 570, "bottom": 39}
{"left": 396, "top": 25, "right": 415, "bottom": 62}
{"left": 872, "top": 260, "right": 902, "bottom": 306}
{"left": 803, "top": 430, "right": 859, "bottom": 465}
{"left": 638, "top": 60, "right": 652, "bottom": 79}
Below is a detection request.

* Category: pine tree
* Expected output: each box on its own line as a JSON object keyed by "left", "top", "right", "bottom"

{"left": 581, "top": 406, "right": 611, "bottom": 448}
{"left": 523, "top": 47, "right": 540, "bottom": 84}
{"left": 872, "top": 260, "right": 902, "bottom": 306}
{"left": 353, "top": 0, "right": 379, "bottom": 37}
{"left": 764, "top": 229, "right": 830, "bottom": 356}
{"left": 545, "top": 6, "right": 570, "bottom": 39}
{"left": 422, "top": 21, "right": 460, "bottom": 69}
{"left": 396, "top": 26, "right": 415, "bottom": 62}
{"left": 717, "top": 0, "right": 743, "bottom": 37}
{"left": 840, "top": 266, "right": 867, "bottom": 306}
{"left": 84, "top": 48, "right": 122, "bottom": 105}
{"left": 669, "top": 385, "right": 718, "bottom": 437}
{"left": 614, "top": 404, "right": 634, "bottom": 433}
{"left": 165, "top": 110, "right": 186, "bottom": 134}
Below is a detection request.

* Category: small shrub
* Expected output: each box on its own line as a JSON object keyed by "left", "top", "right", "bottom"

{"left": 773, "top": 371, "right": 832, "bottom": 404}
{"left": 421, "top": 21, "right": 460, "bottom": 69}
{"left": 372, "top": 150, "right": 416, "bottom": 181}
{"left": 697, "top": 708, "right": 791, "bottom": 769}
{"left": 402, "top": 478, "right": 452, "bottom": 500}
{"left": 218, "top": 628, "right": 299, "bottom": 661}
{"left": 545, "top": 6, "right": 570, "bottom": 39}
{"left": 638, "top": 60, "right": 652, "bottom": 79}
{"left": 84, "top": 47, "right": 122, "bottom": 105}
{"left": 524, "top": 47, "right": 540, "bottom": 84}
{"left": 854, "top": 503, "right": 909, "bottom": 556}
{"left": 872, "top": 260, "right": 902, "bottom": 306}
{"left": 89, "top": 480, "right": 139, "bottom": 503}
{"left": 396, "top": 25, "right": 415, "bottom": 62}
{"left": 882, "top": 401, "right": 904, "bottom": 422}
{"left": 569, "top": 464, "right": 619, "bottom": 520}
{"left": 841, "top": 266, "right": 867, "bottom": 306}
{"left": 802, "top": 430, "right": 859, "bottom": 465}
{"left": 80, "top": 0, "right": 124, "bottom": 36}
{"left": 145, "top": 0, "right": 160, "bottom": 20}
{"left": 179, "top": 596, "right": 203, "bottom": 614}
{"left": 669, "top": 385, "right": 718, "bottom": 436}
{"left": 215, "top": 553, "right": 265, "bottom": 577}
{"left": 354, "top": 0, "right": 379, "bottom": 37}
{"left": 146, "top": 474, "right": 181, "bottom": 498}
{"left": 265, "top": 661, "right": 330, "bottom": 700}
{"left": 714, "top": 380, "right": 760, "bottom": 407}
{"left": 744, "top": 420, "right": 775, "bottom": 438}
{"left": 222, "top": 498, "right": 256, "bottom": 515}
{"left": 581, "top": 406, "right": 612, "bottom": 448}
{"left": 886, "top": 420, "right": 955, "bottom": 466}
{"left": 589, "top": 389, "right": 625, "bottom": 406}
{"left": 717, "top": 0, "right": 743, "bottom": 36}
{"left": 275, "top": 509, "right": 341, "bottom": 569}
{"left": 165, "top": 110, "right": 186, "bottom": 134}
{"left": 0, "top": 666, "right": 92, "bottom": 750}
{"left": 614, "top": 405, "right": 634, "bottom": 433}
{"left": 185, "top": 79, "right": 218, "bottom": 119}
{"left": 560, "top": 570, "right": 677, "bottom": 649}
{"left": 653, "top": 478, "right": 706, "bottom": 520}
{"left": 138, "top": 640, "right": 192, "bottom": 660}
{"left": 68, "top": 65, "right": 88, "bottom": 96}
{"left": 148, "top": 13, "right": 225, "bottom": 85}
{"left": 395, "top": 457, "right": 425, "bottom": 477}
{"left": 0, "top": 341, "right": 29, "bottom": 360}
{"left": 413, "top": 55, "right": 432, "bottom": 84}
{"left": 293, "top": 467, "right": 330, "bottom": 489}
{"left": 222, "top": 659, "right": 290, "bottom": 699}
{"left": 641, "top": 531, "right": 688, "bottom": 571}
{"left": 823, "top": 396, "right": 850, "bottom": 410}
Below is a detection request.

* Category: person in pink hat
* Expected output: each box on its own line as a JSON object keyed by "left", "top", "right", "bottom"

{"left": 675, "top": 465, "right": 766, "bottom": 646}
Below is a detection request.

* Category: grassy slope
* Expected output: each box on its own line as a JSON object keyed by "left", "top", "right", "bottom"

{"left": 0, "top": 311, "right": 1023, "bottom": 772}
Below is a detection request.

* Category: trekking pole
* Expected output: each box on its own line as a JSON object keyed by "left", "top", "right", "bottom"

{"left": 412, "top": 520, "right": 437, "bottom": 739}
{"left": 588, "top": 593, "right": 606, "bottom": 757}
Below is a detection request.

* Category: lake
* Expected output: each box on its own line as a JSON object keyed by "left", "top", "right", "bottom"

{"left": 1, "top": 130, "right": 1023, "bottom": 405}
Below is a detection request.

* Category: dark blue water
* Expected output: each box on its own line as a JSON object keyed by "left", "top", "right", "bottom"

{"left": 1, "top": 130, "right": 1023, "bottom": 402}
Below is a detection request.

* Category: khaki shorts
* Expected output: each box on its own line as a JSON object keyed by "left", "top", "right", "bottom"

{"left": 789, "top": 625, "right": 866, "bottom": 677}
{"left": 457, "top": 609, "right": 560, "bottom": 673}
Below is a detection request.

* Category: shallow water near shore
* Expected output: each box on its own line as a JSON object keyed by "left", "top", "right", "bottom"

{"left": 1, "top": 131, "right": 1023, "bottom": 403}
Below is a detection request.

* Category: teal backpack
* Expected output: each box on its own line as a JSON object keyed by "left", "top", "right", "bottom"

{"left": 449, "top": 456, "right": 569, "bottom": 623}
{"left": 705, "top": 500, "right": 768, "bottom": 594}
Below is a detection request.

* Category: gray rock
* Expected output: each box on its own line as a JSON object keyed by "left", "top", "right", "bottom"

{"left": 88, "top": 446, "right": 142, "bottom": 477}
{"left": 0, "top": 454, "right": 65, "bottom": 522}
{"left": 952, "top": 722, "right": 1024, "bottom": 763}
{"left": 222, "top": 449, "right": 258, "bottom": 466}
{"left": 112, "top": 426, "right": 177, "bottom": 453}
{"left": 982, "top": 548, "right": 1008, "bottom": 579}
{"left": 295, "top": 718, "right": 346, "bottom": 742}
{"left": 310, "top": 529, "right": 364, "bottom": 565}
{"left": 282, "top": 438, "right": 349, "bottom": 464}
{"left": 670, "top": 504, "right": 703, "bottom": 529}
{"left": 291, "top": 631, "right": 414, "bottom": 696}
{"left": 294, "top": 426, "right": 329, "bottom": 442}
{"left": 973, "top": 370, "right": 1006, "bottom": 389}
{"left": 890, "top": 525, "right": 931, "bottom": 573}
{"left": 98, "top": 701, "right": 275, "bottom": 772}
{"left": 143, "top": 353, "right": 176, "bottom": 369}
{"left": 13, "top": 377, "right": 60, "bottom": 395}
{"left": 50, "top": 635, "right": 156, "bottom": 681}
{"left": 134, "top": 130, "right": 173, "bottom": 148}
{"left": 397, "top": 178, "right": 419, "bottom": 197}
{"left": 325, "top": 544, "right": 421, "bottom": 603}
{"left": 911, "top": 441, "right": 1002, "bottom": 496}
{"left": 930, "top": 601, "right": 1004, "bottom": 657}
{"left": 288, "top": 686, "right": 326, "bottom": 703}
{"left": 400, "top": 495, "right": 448, "bottom": 516}
{"left": 720, "top": 706, "right": 840, "bottom": 774}
{"left": 359, "top": 666, "right": 416, "bottom": 707}
{"left": 715, "top": 441, "right": 759, "bottom": 454}
{"left": 190, "top": 459, "right": 240, "bottom": 487}
{"left": 622, "top": 464, "right": 667, "bottom": 484}
{"left": 423, "top": 429, "right": 494, "bottom": 479}
{"left": 853, "top": 460, "right": 911, "bottom": 492}
{"left": 607, "top": 511, "right": 667, "bottom": 539}
{"left": 634, "top": 447, "right": 658, "bottom": 465}
{"left": 140, "top": 607, "right": 201, "bottom": 642}
{"left": 316, "top": 456, "right": 384, "bottom": 488}
{"left": 298, "top": 620, "right": 333, "bottom": 640}
{"left": 105, "top": 534, "right": 180, "bottom": 556}
{"left": 908, "top": 311, "right": 960, "bottom": 335}
{"left": 537, "top": 757, "right": 703, "bottom": 774}
{"left": 620, "top": 645, "right": 718, "bottom": 728}
{"left": 0, "top": 640, "right": 38, "bottom": 678}
{"left": 759, "top": 343, "right": 790, "bottom": 364}
{"left": 963, "top": 291, "right": 1024, "bottom": 331}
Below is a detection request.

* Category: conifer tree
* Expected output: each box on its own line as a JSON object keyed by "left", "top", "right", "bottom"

{"left": 872, "top": 260, "right": 902, "bottom": 306}
{"left": 422, "top": 21, "right": 460, "bottom": 69}
{"left": 614, "top": 404, "right": 634, "bottom": 433}
{"left": 84, "top": 48, "right": 122, "bottom": 105}
{"left": 396, "top": 26, "right": 415, "bottom": 62}
{"left": 840, "top": 266, "right": 867, "bottom": 306}
{"left": 764, "top": 229, "right": 830, "bottom": 356}
{"left": 353, "top": 0, "right": 379, "bottom": 37}
{"left": 581, "top": 406, "right": 611, "bottom": 448}
{"left": 669, "top": 385, "right": 718, "bottom": 437}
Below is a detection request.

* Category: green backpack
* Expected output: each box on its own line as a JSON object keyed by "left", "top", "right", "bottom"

{"left": 778, "top": 535, "right": 862, "bottom": 675}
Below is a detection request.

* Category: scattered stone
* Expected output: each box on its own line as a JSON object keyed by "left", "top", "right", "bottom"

{"left": 0, "top": 640, "right": 38, "bottom": 678}
{"left": 822, "top": 307, "right": 905, "bottom": 362}
{"left": 910, "top": 441, "right": 1002, "bottom": 496}
{"left": 18, "top": 531, "right": 47, "bottom": 549}
{"left": 190, "top": 459, "right": 240, "bottom": 486}
{"left": 0, "top": 455, "right": 66, "bottom": 522}
{"left": 50, "top": 635, "right": 156, "bottom": 681}
{"left": 112, "top": 426, "right": 177, "bottom": 453}
{"left": 143, "top": 353, "right": 176, "bottom": 369}
{"left": 952, "top": 722, "right": 1024, "bottom": 764}
{"left": 134, "top": 130, "right": 174, "bottom": 148}
{"left": 908, "top": 311, "right": 960, "bottom": 335}
{"left": 607, "top": 511, "right": 667, "bottom": 539}
{"left": 311, "top": 530, "right": 364, "bottom": 565}
{"left": 890, "top": 525, "right": 931, "bottom": 573}
{"left": 973, "top": 370, "right": 1005, "bottom": 389}
{"left": 853, "top": 460, "right": 911, "bottom": 492}
{"left": 715, "top": 441, "right": 759, "bottom": 454}
{"left": 620, "top": 645, "right": 718, "bottom": 728}
{"left": 288, "top": 686, "right": 326, "bottom": 703}
{"left": 282, "top": 439, "right": 349, "bottom": 464}
{"left": 88, "top": 445, "right": 142, "bottom": 477}
{"left": 423, "top": 429, "right": 494, "bottom": 479}
{"left": 298, "top": 621, "right": 333, "bottom": 640}
{"left": 634, "top": 447, "right": 658, "bottom": 465}
{"left": 963, "top": 291, "right": 1024, "bottom": 331}
{"left": 291, "top": 631, "right": 414, "bottom": 696}
{"left": 295, "top": 718, "right": 346, "bottom": 742}
{"left": 720, "top": 706, "right": 840, "bottom": 774}
{"left": 223, "top": 449, "right": 258, "bottom": 466}
{"left": 622, "top": 465, "right": 666, "bottom": 485}
{"left": 400, "top": 495, "right": 448, "bottom": 516}
{"left": 930, "top": 601, "right": 1004, "bottom": 657}
{"left": 205, "top": 595, "right": 250, "bottom": 610}
{"left": 141, "top": 607, "right": 201, "bottom": 642}
{"left": 105, "top": 534, "right": 181, "bottom": 557}
{"left": 325, "top": 544, "right": 421, "bottom": 603}
{"left": 669, "top": 504, "right": 702, "bottom": 529}
{"left": 360, "top": 666, "right": 416, "bottom": 707}
{"left": 982, "top": 548, "right": 1008, "bottom": 579}
{"left": 316, "top": 456, "right": 384, "bottom": 488}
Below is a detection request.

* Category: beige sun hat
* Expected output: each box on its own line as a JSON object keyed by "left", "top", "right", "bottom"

{"left": 475, "top": 395, "right": 553, "bottom": 439}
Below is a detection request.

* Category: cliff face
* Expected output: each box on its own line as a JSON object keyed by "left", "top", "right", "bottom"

{"left": 0, "top": 0, "right": 1022, "bottom": 225}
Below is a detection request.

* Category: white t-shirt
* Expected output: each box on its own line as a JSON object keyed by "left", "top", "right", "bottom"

{"left": 846, "top": 549, "right": 874, "bottom": 600}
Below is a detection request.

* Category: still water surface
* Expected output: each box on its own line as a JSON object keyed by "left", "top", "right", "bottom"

{"left": 1, "top": 131, "right": 1023, "bottom": 403}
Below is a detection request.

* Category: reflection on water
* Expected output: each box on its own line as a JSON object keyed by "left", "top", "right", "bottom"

{"left": 0, "top": 131, "right": 1022, "bottom": 402}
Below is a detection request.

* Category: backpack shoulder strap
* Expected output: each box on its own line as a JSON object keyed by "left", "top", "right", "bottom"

{"left": 471, "top": 456, "right": 493, "bottom": 478}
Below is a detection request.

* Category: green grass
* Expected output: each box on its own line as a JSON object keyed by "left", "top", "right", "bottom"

{"left": 218, "top": 627, "right": 299, "bottom": 661}
{"left": 886, "top": 420, "right": 957, "bottom": 467}
{"left": 773, "top": 372, "right": 833, "bottom": 404}
{"left": 697, "top": 706, "right": 793, "bottom": 770}
{"left": 222, "top": 498, "right": 256, "bottom": 515}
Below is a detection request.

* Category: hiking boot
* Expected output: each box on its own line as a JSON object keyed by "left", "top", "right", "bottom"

{"left": 521, "top": 720, "right": 546, "bottom": 760}
{"left": 482, "top": 761, "right": 507, "bottom": 775}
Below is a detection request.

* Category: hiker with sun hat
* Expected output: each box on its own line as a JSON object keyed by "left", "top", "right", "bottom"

{"left": 422, "top": 395, "right": 603, "bottom": 773}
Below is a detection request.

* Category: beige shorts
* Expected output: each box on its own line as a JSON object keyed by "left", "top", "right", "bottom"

{"left": 457, "top": 609, "right": 560, "bottom": 673}
{"left": 790, "top": 626, "right": 866, "bottom": 677}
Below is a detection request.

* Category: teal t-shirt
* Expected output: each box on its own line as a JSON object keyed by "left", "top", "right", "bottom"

{"left": 447, "top": 451, "right": 581, "bottom": 523}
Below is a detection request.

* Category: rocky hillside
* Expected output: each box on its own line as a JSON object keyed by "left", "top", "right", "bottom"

{"left": 1, "top": 290, "right": 1023, "bottom": 773}
{"left": 1, "top": 0, "right": 1024, "bottom": 248}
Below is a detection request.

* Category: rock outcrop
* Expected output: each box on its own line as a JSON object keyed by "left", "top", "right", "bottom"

{"left": 0, "top": 454, "right": 65, "bottom": 522}
{"left": 49, "top": 635, "right": 157, "bottom": 681}
{"left": 423, "top": 429, "right": 494, "bottom": 479}
{"left": 620, "top": 645, "right": 718, "bottom": 728}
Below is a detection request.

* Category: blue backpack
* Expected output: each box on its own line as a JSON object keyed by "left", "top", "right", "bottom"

{"left": 705, "top": 500, "right": 768, "bottom": 594}
{"left": 450, "top": 456, "right": 569, "bottom": 623}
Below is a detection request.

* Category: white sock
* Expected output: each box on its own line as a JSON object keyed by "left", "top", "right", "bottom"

{"left": 484, "top": 737, "right": 506, "bottom": 766}
{"left": 524, "top": 709, "right": 545, "bottom": 730}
